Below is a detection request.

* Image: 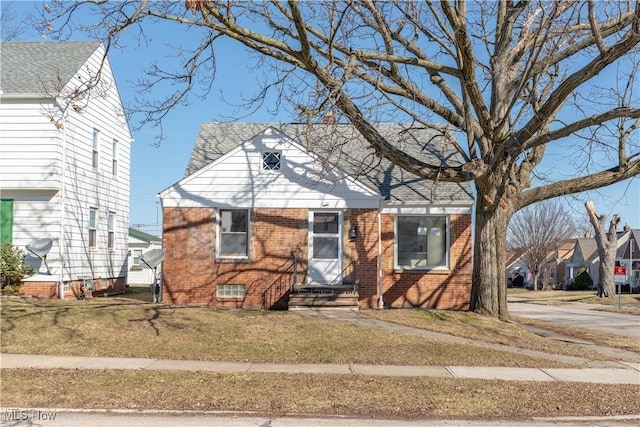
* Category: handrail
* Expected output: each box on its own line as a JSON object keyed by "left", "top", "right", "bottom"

{"left": 327, "top": 260, "right": 357, "bottom": 291}
{"left": 261, "top": 254, "right": 300, "bottom": 310}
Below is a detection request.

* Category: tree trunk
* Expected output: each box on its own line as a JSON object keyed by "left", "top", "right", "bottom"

{"left": 585, "top": 201, "right": 619, "bottom": 298}
{"left": 470, "top": 195, "right": 511, "bottom": 320}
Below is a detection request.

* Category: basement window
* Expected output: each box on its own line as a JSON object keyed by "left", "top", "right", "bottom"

{"left": 217, "top": 284, "right": 246, "bottom": 299}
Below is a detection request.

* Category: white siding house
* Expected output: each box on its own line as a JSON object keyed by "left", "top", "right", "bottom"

{"left": 0, "top": 41, "right": 132, "bottom": 298}
{"left": 127, "top": 228, "right": 162, "bottom": 286}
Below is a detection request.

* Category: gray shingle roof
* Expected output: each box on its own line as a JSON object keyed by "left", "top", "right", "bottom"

{"left": 0, "top": 41, "right": 102, "bottom": 95}
{"left": 185, "top": 122, "right": 474, "bottom": 204}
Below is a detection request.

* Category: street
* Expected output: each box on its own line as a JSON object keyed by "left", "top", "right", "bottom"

{"left": 507, "top": 301, "right": 640, "bottom": 339}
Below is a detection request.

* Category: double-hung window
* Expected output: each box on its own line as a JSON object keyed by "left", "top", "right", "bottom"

{"left": 89, "top": 208, "right": 98, "bottom": 249}
{"left": 132, "top": 249, "right": 143, "bottom": 269}
{"left": 112, "top": 140, "right": 118, "bottom": 176}
{"left": 396, "top": 215, "right": 448, "bottom": 269}
{"left": 107, "top": 212, "right": 115, "bottom": 250}
{"left": 218, "top": 209, "right": 249, "bottom": 258}
{"left": 92, "top": 129, "right": 100, "bottom": 169}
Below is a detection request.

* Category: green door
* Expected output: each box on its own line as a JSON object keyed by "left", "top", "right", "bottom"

{"left": 0, "top": 199, "right": 14, "bottom": 243}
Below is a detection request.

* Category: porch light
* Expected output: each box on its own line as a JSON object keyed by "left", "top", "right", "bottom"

{"left": 349, "top": 225, "right": 358, "bottom": 240}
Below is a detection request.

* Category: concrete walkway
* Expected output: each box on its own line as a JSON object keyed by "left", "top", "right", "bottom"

{"left": 1, "top": 352, "right": 639, "bottom": 385}
{"left": 2, "top": 304, "right": 639, "bottom": 386}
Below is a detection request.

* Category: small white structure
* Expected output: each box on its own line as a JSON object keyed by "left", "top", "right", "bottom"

{"left": 127, "top": 228, "right": 162, "bottom": 286}
{"left": 0, "top": 41, "right": 132, "bottom": 298}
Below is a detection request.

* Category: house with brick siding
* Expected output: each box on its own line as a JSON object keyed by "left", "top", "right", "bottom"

{"left": 159, "top": 123, "right": 473, "bottom": 310}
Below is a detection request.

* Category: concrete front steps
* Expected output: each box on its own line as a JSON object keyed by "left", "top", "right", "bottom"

{"left": 289, "top": 284, "right": 359, "bottom": 310}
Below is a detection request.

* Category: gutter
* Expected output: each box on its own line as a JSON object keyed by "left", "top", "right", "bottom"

{"left": 377, "top": 199, "right": 384, "bottom": 309}
{"left": 57, "top": 102, "right": 67, "bottom": 300}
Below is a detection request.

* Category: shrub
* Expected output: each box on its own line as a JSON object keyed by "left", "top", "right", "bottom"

{"left": 0, "top": 241, "right": 35, "bottom": 293}
{"left": 572, "top": 269, "right": 593, "bottom": 290}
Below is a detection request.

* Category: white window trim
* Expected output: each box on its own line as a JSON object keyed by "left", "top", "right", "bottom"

{"left": 216, "top": 209, "right": 250, "bottom": 259}
{"left": 261, "top": 151, "right": 282, "bottom": 172}
{"left": 92, "top": 129, "right": 100, "bottom": 170}
{"left": 394, "top": 214, "right": 450, "bottom": 270}
{"left": 112, "top": 139, "right": 118, "bottom": 177}
{"left": 107, "top": 211, "right": 115, "bottom": 251}
{"left": 89, "top": 208, "right": 98, "bottom": 249}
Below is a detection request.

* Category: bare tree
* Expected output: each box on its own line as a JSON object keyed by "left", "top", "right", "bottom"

{"left": 36, "top": 1, "right": 640, "bottom": 319}
{"left": 585, "top": 201, "right": 620, "bottom": 298}
{"left": 1, "top": 2, "right": 27, "bottom": 41}
{"left": 508, "top": 200, "right": 577, "bottom": 291}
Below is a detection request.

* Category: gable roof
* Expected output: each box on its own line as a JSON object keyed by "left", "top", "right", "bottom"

{"left": 617, "top": 228, "right": 640, "bottom": 259}
{"left": 572, "top": 238, "right": 599, "bottom": 264}
{"left": 128, "top": 228, "right": 161, "bottom": 244}
{"left": 185, "top": 122, "right": 473, "bottom": 205}
{"left": 0, "top": 41, "right": 102, "bottom": 96}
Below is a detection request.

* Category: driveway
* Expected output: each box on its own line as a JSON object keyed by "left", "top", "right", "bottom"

{"left": 508, "top": 301, "right": 640, "bottom": 339}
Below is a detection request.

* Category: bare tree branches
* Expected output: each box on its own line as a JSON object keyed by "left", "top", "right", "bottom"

{"left": 508, "top": 199, "right": 577, "bottom": 290}
{"left": 31, "top": 0, "right": 640, "bottom": 317}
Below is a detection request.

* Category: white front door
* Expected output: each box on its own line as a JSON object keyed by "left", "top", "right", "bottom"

{"left": 308, "top": 211, "right": 343, "bottom": 285}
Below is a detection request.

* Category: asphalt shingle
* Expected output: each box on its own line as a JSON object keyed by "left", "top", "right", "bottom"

{"left": 0, "top": 41, "right": 102, "bottom": 95}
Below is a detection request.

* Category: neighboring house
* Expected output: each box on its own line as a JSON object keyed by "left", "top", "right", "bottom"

{"left": 505, "top": 248, "right": 532, "bottom": 287}
{"left": 127, "top": 228, "right": 162, "bottom": 286}
{"left": 159, "top": 123, "right": 474, "bottom": 310}
{"left": 565, "top": 227, "right": 640, "bottom": 290}
{"left": 566, "top": 237, "right": 599, "bottom": 288}
{"left": 616, "top": 227, "right": 640, "bottom": 289}
{"left": 0, "top": 41, "right": 132, "bottom": 298}
{"left": 506, "top": 239, "right": 576, "bottom": 289}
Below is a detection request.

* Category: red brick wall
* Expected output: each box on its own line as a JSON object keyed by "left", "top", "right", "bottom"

{"left": 162, "top": 207, "right": 308, "bottom": 308}
{"left": 380, "top": 213, "right": 472, "bottom": 310}
{"left": 163, "top": 207, "right": 472, "bottom": 310}
{"left": 348, "top": 210, "right": 472, "bottom": 310}
{"left": 18, "top": 276, "right": 125, "bottom": 300}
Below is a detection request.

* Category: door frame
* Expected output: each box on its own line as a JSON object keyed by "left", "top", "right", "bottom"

{"left": 307, "top": 210, "right": 343, "bottom": 285}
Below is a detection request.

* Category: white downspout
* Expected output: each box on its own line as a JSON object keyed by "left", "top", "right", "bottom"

{"left": 58, "top": 106, "right": 67, "bottom": 299}
{"left": 377, "top": 201, "right": 384, "bottom": 309}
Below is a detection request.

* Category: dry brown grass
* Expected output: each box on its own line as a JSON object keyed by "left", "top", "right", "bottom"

{"left": 362, "top": 308, "right": 638, "bottom": 359}
{"left": 1, "top": 296, "right": 572, "bottom": 368}
{"left": 3, "top": 369, "right": 639, "bottom": 419}
{"left": 3, "top": 294, "right": 640, "bottom": 419}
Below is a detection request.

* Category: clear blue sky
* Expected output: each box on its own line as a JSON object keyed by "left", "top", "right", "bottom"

{"left": 3, "top": 1, "right": 638, "bottom": 237}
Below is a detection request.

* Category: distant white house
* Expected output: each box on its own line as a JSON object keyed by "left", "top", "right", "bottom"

{"left": 127, "top": 228, "right": 162, "bottom": 286}
{"left": 565, "top": 226, "right": 640, "bottom": 290}
{"left": 0, "top": 41, "right": 132, "bottom": 298}
{"left": 616, "top": 227, "right": 640, "bottom": 290}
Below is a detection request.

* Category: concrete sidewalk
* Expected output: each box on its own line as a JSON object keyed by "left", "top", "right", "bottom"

{"left": 2, "top": 353, "right": 639, "bottom": 385}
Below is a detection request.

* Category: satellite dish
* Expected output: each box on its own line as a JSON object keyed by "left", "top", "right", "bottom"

{"left": 26, "top": 238, "right": 53, "bottom": 275}
{"left": 140, "top": 249, "right": 164, "bottom": 269}
{"left": 26, "top": 238, "right": 53, "bottom": 258}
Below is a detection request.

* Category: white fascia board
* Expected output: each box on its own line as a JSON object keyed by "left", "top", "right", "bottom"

{"left": 161, "top": 197, "right": 381, "bottom": 210}
{"left": 381, "top": 203, "right": 473, "bottom": 215}
{"left": 0, "top": 93, "right": 56, "bottom": 100}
